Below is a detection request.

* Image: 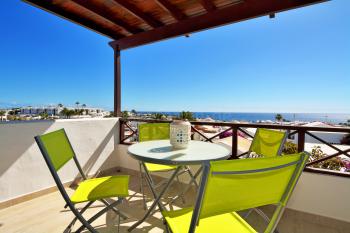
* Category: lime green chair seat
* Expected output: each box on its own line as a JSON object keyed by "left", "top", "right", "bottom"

{"left": 248, "top": 128, "right": 288, "bottom": 158}
{"left": 145, "top": 163, "right": 177, "bottom": 172}
{"left": 162, "top": 207, "right": 256, "bottom": 233}
{"left": 70, "top": 175, "right": 129, "bottom": 204}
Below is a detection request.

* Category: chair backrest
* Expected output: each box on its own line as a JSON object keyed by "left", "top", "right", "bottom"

{"left": 35, "top": 128, "right": 87, "bottom": 206}
{"left": 249, "top": 128, "right": 288, "bottom": 157}
{"left": 189, "top": 153, "right": 308, "bottom": 233}
{"left": 35, "top": 129, "right": 75, "bottom": 171}
{"left": 35, "top": 128, "right": 86, "bottom": 182}
{"left": 138, "top": 123, "right": 170, "bottom": 142}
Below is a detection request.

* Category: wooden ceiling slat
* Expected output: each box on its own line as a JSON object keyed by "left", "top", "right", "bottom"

{"left": 71, "top": 0, "right": 142, "bottom": 35}
{"left": 111, "top": 0, "right": 327, "bottom": 50}
{"left": 24, "top": 0, "right": 122, "bottom": 39}
{"left": 24, "top": 0, "right": 328, "bottom": 50}
{"left": 154, "top": 0, "right": 187, "bottom": 21}
{"left": 200, "top": 0, "right": 216, "bottom": 12}
{"left": 111, "top": 0, "right": 163, "bottom": 28}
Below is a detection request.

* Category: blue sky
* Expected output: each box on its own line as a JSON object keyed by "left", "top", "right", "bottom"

{"left": 0, "top": 1, "right": 349, "bottom": 113}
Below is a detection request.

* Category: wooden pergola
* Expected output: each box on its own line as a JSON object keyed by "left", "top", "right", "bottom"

{"left": 23, "top": 0, "right": 327, "bottom": 116}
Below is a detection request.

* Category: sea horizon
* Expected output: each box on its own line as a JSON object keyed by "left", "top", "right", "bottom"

{"left": 138, "top": 111, "right": 350, "bottom": 124}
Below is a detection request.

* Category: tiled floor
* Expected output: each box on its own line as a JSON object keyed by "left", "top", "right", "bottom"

{"left": 0, "top": 169, "right": 349, "bottom": 233}
{"left": 0, "top": 169, "right": 195, "bottom": 233}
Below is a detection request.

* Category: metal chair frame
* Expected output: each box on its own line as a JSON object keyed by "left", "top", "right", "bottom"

{"left": 35, "top": 130, "right": 127, "bottom": 233}
{"left": 243, "top": 128, "right": 290, "bottom": 231}
{"left": 162, "top": 153, "right": 308, "bottom": 233}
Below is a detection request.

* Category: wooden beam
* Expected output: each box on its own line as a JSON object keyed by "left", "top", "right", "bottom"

{"left": 111, "top": 0, "right": 327, "bottom": 50}
{"left": 200, "top": 0, "right": 216, "bottom": 12}
{"left": 71, "top": 0, "right": 142, "bottom": 35}
{"left": 23, "top": 0, "right": 122, "bottom": 39}
{"left": 154, "top": 0, "right": 186, "bottom": 21}
{"left": 111, "top": 0, "right": 162, "bottom": 28}
{"left": 113, "top": 45, "right": 121, "bottom": 117}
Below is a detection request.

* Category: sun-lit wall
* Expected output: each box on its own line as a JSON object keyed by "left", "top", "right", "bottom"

{"left": 0, "top": 118, "right": 120, "bottom": 203}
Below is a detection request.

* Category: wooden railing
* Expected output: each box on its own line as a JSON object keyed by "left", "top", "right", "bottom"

{"left": 119, "top": 118, "right": 350, "bottom": 178}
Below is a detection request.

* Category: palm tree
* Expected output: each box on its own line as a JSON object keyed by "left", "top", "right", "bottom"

{"left": 39, "top": 112, "right": 49, "bottom": 119}
{"left": 121, "top": 110, "right": 129, "bottom": 118}
{"left": 0, "top": 110, "right": 5, "bottom": 121}
{"left": 75, "top": 109, "right": 84, "bottom": 115}
{"left": 275, "top": 114, "right": 283, "bottom": 122}
{"left": 61, "top": 108, "right": 75, "bottom": 119}
{"left": 152, "top": 113, "right": 164, "bottom": 120}
{"left": 80, "top": 104, "right": 87, "bottom": 115}
{"left": 75, "top": 101, "right": 80, "bottom": 109}
{"left": 179, "top": 111, "right": 194, "bottom": 121}
{"left": 61, "top": 108, "right": 68, "bottom": 118}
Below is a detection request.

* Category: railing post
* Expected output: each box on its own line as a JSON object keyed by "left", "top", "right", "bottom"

{"left": 119, "top": 119, "right": 125, "bottom": 144}
{"left": 231, "top": 126, "right": 238, "bottom": 159}
{"left": 298, "top": 129, "right": 305, "bottom": 152}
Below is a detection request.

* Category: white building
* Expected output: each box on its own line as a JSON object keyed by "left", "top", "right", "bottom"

{"left": 295, "top": 122, "right": 347, "bottom": 144}
{"left": 82, "top": 108, "right": 110, "bottom": 118}
{"left": 20, "top": 106, "right": 63, "bottom": 116}
{"left": 18, "top": 106, "right": 110, "bottom": 118}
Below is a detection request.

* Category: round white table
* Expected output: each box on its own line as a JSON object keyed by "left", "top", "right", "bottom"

{"left": 127, "top": 140, "right": 231, "bottom": 231}
{"left": 128, "top": 140, "right": 231, "bottom": 165}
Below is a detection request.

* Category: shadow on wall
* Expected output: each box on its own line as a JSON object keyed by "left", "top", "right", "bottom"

{"left": 72, "top": 122, "right": 120, "bottom": 183}
{"left": 98, "top": 122, "right": 120, "bottom": 172}
{"left": 0, "top": 121, "right": 54, "bottom": 177}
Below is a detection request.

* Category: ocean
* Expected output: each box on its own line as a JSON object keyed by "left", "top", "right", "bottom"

{"left": 139, "top": 112, "right": 350, "bottom": 124}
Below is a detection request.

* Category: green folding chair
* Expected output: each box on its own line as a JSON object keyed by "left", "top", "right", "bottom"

{"left": 243, "top": 128, "right": 289, "bottom": 225}
{"left": 246, "top": 128, "right": 289, "bottom": 158}
{"left": 138, "top": 123, "right": 199, "bottom": 210}
{"left": 35, "top": 129, "right": 129, "bottom": 233}
{"left": 162, "top": 152, "right": 309, "bottom": 233}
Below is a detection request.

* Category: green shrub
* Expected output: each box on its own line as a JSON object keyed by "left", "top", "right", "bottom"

{"left": 283, "top": 142, "right": 346, "bottom": 172}
{"left": 282, "top": 141, "right": 298, "bottom": 155}
{"left": 309, "top": 146, "right": 345, "bottom": 171}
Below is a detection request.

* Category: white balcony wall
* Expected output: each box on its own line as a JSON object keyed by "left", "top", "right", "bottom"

{"left": 1, "top": 119, "right": 349, "bottom": 223}
{"left": 0, "top": 118, "right": 120, "bottom": 203}
{"left": 116, "top": 144, "right": 350, "bottom": 223}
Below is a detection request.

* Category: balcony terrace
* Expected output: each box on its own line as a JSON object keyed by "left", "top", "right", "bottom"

{"left": 2, "top": 0, "right": 349, "bottom": 232}
{"left": 1, "top": 118, "right": 350, "bottom": 232}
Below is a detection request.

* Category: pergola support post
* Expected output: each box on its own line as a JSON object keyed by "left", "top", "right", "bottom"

{"left": 113, "top": 44, "right": 121, "bottom": 117}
